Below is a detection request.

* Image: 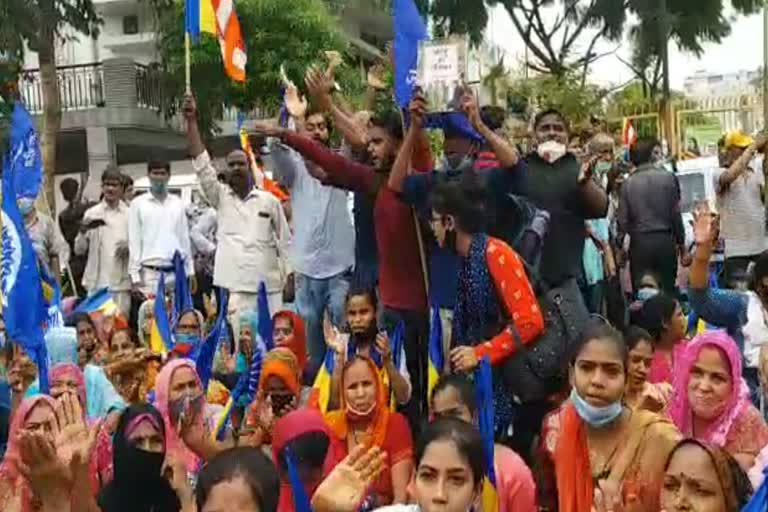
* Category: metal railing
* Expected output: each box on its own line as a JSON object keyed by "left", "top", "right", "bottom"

{"left": 19, "top": 62, "right": 105, "bottom": 114}
{"left": 135, "top": 63, "right": 162, "bottom": 110}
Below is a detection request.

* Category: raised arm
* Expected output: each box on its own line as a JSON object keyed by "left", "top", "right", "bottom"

{"left": 462, "top": 92, "right": 518, "bottom": 168}
{"left": 718, "top": 133, "right": 767, "bottom": 192}
{"left": 251, "top": 121, "right": 375, "bottom": 193}
{"left": 389, "top": 93, "right": 426, "bottom": 193}
{"left": 184, "top": 94, "right": 221, "bottom": 208}
{"left": 306, "top": 66, "right": 368, "bottom": 149}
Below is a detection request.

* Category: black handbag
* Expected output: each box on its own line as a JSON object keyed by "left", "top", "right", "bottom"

{"left": 501, "top": 276, "right": 589, "bottom": 403}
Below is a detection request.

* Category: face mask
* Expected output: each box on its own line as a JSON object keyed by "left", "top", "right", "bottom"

{"left": 569, "top": 388, "right": 623, "bottom": 428}
{"left": 346, "top": 399, "right": 377, "bottom": 423}
{"left": 537, "top": 140, "right": 567, "bottom": 164}
{"left": 175, "top": 333, "right": 200, "bottom": 347}
{"left": 270, "top": 393, "right": 295, "bottom": 415}
{"left": 594, "top": 161, "right": 612, "bottom": 175}
{"left": 117, "top": 444, "right": 165, "bottom": 484}
{"left": 636, "top": 287, "right": 659, "bottom": 302}
{"left": 149, "top": 179, "right": 168, "bottom": 196}
{"left": 440, "top": 153, "right": 474, "bottom": 173}
{"left": 168, "top": 392, "right": 204, "bottom": 425}
{"left": 17, "top": 197, "right": 35, "bottom": 215}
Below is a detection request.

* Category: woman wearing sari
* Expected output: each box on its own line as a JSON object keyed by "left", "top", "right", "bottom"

{"left": 661, "top": 439, "right": 753, "bottom": 512}
{"left": 154, "top": 358, "right": 230, "bottom": 477}
{"left": 49, "top": 362, "right": 114, "bottom": 485}
{"left": 137, "top": 299, "right": 155, "bottom": 347}
{"left": 669, "top": 330, "right": 768, "bottom": 471}
{"left": 325, "top": 356, "right": 413, "bottom": 508}
{"left": 0, "top": 395, "right": 58, "bottom": 511}
{"left": 273, "top": 310, "right": 308, "bottom": 379}
{"left": 623, "top": 326, "right": 671, "bottom": 413}
{"left": 272, "top": 408, "right": 345, "bottom": 512}
{"left": 638, "top": 292, "right": 688, "bottom": 386}
{"left": 538, "top": 321, "right": 680, "bottom": 512}
{"left": 170, "top": 308, "right": 206, "bottom": 359}
{"left": 97, "top": 403, "right": 182, "bottom": 512}
{"left": 242, "top": 348, "right": 306, "bottom": 450}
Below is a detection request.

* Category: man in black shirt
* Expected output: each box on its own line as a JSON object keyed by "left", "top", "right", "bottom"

{"left": 617, "top": 137, "right": 689, "bottom": 294}
{"left": 525, "top": 109, "right": 609, "bottom": 289}
{"left": 58, "top": 177, "right": 90, "bottom": 296}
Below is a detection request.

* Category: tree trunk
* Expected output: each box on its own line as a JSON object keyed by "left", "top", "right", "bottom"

{"left": 38, "top": 16, "right": 60, "bottom": 213}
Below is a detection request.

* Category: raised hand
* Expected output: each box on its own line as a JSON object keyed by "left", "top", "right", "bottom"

{"left": 579, "top": 155, "right": 599, "bottom": 185}
{"left": 460, "top": 90, "right": 482, "bottom": 130}
{"left": 450, "top": 346, "right": 479, "bottom": 373}
{"left": 53, "top": 392, "right": 96, "bottom": 469}
{"left": 18, "top": 431, "right": 73, "bottom": 502}
{"left": 367, "top": 63, "right": 387, "bottom": 91}
{"left": 182, "top": 94, "right": 197, "bottom": 121}
{"left": 593, "top": 479, "right": 624, "bottom": 512}
{"left": 284, "top": 84, "right": 308, "bottom": 120}
{"left": 324, "top": 50, "right": 343, "bottom": 73}
{"left": 311, "top": 445, "right": 387, "bottom": 512}
{"left": 692, "top": 203, "right": 717, "bottom": 247}
{"left": 163, "top": 456, "right": 194, "bottom": 507}
{"left": 323, "top": 315, "right": 345, "bottom": 355}
{"left": 408, "top": 91, "right": 427, "bottom": 130}
{"left": 305, "top": 66, "right": 334, "bottom": 112}
{"left": 374, "top": 332, "right": 392, "bottom": 362}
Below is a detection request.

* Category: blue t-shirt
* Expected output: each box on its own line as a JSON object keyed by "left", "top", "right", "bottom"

{"left": 399, "top": 160, "right": 528, "bottom": 309}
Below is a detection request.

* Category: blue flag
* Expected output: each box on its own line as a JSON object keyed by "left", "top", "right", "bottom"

{"left": 5, "top": 103, "right": 43, "bottom": 200}
{"left": 393, "top": 0, "right": 428, "bottom": 108}
{"left": 257, "top": 282, "right": 273, "bottom": 351}
{"left": 2, "top": 131, "right": 48, "bottom": 392}
{"left": 743, "top": 467, "right": 768, "bottom": 511}
{"left": 153, "top": 273, "right": 174, "bottom": 353}
{"left": 285, "top": 447, "right": 313, "bottom": 512}
{"left": 172, "top": 251, "right": 192, "bottom": 317}
{"left": 196, "top": 287, "right": 229, "bottom": 390}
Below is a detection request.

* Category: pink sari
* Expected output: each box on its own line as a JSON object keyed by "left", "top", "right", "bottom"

{"left": 648, "top": 341, "right": 686, "bottom": 385}
{"left": 0, "top": 395, "right": 57, "bottom": 512}
{"left": 153, "top": 358, "right": 204, "bottom": 473}
{"left": 49, "top": 363, "right": 114, "bottom": 485}
{"left": 669, "top": 331, "right": 768, "bottom": 458}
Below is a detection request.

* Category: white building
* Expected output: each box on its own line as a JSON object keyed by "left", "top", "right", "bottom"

{"left": 683, "top": 69, "right": 761, "bottom": 98}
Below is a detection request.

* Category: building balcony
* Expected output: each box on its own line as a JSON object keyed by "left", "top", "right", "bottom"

{"left": 18, "top": 58, "right": 170, "bottom": 131}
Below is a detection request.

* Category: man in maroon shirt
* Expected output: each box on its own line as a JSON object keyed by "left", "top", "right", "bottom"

{"left": 252, "top": 112, "right": 432, "bottom": 425}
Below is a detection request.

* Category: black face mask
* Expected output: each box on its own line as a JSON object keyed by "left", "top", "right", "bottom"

{"left": 270, "top": 393, "right": 295, "bottom": 416}
{"left": 116, "top": 444, "right": 165, "bottom": 483}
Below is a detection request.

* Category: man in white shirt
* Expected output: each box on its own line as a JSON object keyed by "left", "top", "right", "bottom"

{"left": 128, "top": 158, "right": 195, "bottom": 297}
{"left": 183, "top": 94, "right": 291, "bottom": 334}
{"left": 74, "top": 167, "right": 131, "bottom": 315}
{"left": 716, "top": 131, "right": 768, "bottom": 288}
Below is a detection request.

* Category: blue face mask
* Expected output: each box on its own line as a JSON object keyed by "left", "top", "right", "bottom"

{"left": 569, "top": 388, "right": 623, "bottom": 428}
{"left": 175, "top": 333, "right": 201, "bottom": 346}
{"left": 636, "top": 287, "right": 659, "bottom": 302}
{"left": 17, "top": 197, "right": 35, "bottom": 215}
{"left": 149, "top": 178, "right": 168, "bottom": 196}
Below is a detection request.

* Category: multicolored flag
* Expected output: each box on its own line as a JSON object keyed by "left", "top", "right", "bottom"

{"left": 427, "top": 305, "right": 444, "bottom": 400}
{"left": 73, "top": 287, "right": 119, "bottom": 317}
{"left": 237, "top": 113, "right": 288, "bottom": 202}
{"left": 475, "top": 357, "right": 499, "bottom": 512}
{"left": 186, "top": 0, "right": 246, "bottom": 82}
{"left": 150, "top": 273, "right": 174, "bottom": 355}
{"left": 622, "top": 118, "right": 637, "bottom": 147}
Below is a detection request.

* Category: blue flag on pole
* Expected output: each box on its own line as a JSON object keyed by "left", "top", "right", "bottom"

{"left": 196, "top": 287, "right": 229, "bottom": 389}
{"left": 6, "top": 103, "right": 42, "bottom": 200}
{"left": 2, "top": 118, "right": 49, "bottom": 392}
{"left": 172, "top": 250, "right": 193, "bottom": 317}
{"left": 393, "top": 0, "right": 428, "bottom": 108}
{"left": 257, "top": 282, "right": 274, "bottom": 351}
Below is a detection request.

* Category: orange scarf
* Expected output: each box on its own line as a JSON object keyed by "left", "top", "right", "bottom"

{"left": 555, "top": 403, "right": 593, "bottom": 512}
{"left": 324, "top": 356, "right": 390, "bottom": 448}
{"left": 257, "top": 348, "right": 301, "bottom": 397}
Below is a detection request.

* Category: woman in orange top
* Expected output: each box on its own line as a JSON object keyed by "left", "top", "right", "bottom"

{"left": 324, "top": 356, "right": 413, "bottom": 508}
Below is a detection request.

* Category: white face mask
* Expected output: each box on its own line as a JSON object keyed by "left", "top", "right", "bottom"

{"left": 537, "top": 140, "right": 567, "bottom": 164}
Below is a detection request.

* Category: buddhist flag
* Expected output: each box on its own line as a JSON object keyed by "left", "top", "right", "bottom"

{"left": 310, "top": 345, "right": 336, "bottom": 414}
{"left": 475, "top": 357, "right": 499, "bottom": 512}
{"left": 427, "top": 306, "right": 444, "bottom": 400}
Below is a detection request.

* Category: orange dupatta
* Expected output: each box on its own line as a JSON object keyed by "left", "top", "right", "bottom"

{"left": 555, "top": 403, "right": 593, "bottom": 512}
{"left": 324, "top": 356, "right": 390, "bottom": 448}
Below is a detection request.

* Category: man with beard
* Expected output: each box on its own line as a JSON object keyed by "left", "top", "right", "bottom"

{"left": 268, "top": 95, "right": 355, "bottom": 372}
{"left": 184, "top": 94, "right": 292, "bottom": 342}
{"left": 526, "top": 109, "right": 608, "bottom": 290}
{"left": 252, "top": 110, "right": 431, "bottom": 427}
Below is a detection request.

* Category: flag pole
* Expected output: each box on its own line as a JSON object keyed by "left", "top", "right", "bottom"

{"left": 185, "top": 32, "right": 192, "bottom": 95}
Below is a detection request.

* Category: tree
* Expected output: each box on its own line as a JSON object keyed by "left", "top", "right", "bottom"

{"left": 511, "top": 70, "right": 606, "bottom": 126}
{"left": 0, "top": 0, "right": 101, "bottom": 209}
{"left": 151, "top": 0, "right": 366, "bottom": 137}
{"left": 481, "top": 58, "right": 510, "bottom": 107}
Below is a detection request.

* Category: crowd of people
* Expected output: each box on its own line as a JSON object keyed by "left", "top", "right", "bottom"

{"left": 5, "top": 53, "right": 768, "bottom": 512}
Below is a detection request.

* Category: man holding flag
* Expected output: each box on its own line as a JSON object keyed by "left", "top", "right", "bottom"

{"left": 184, "top": 94, "right": 291, "bottom": 345}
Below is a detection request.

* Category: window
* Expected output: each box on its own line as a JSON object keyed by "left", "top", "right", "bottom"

{"left": 123, "top": 15, "right": 139, "bottom": 35}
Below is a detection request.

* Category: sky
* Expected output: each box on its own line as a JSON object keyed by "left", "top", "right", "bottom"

{"left": 485, "top": 4, "right": 764, "bottom": 90}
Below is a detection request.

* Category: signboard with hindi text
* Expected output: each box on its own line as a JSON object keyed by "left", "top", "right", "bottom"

{"left": 418, "top": 36, "right": 469, "bottom": 111}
